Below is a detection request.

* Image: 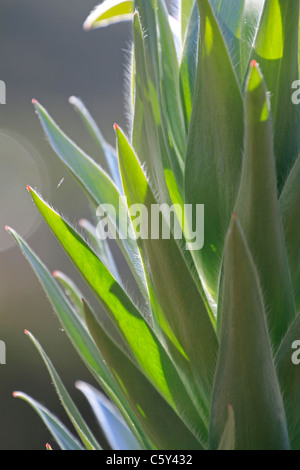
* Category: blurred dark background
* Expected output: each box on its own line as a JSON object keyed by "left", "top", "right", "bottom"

{"left": 0, "top": 0, "right": 132, "bottom": 450}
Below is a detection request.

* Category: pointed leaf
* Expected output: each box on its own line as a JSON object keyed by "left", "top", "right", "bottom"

{"left": 76, "top": 381, "right": 141, "bottom": 450}
{"left": 132, "top": 12, "right": 169, "bottom": 203}
{"left": 53, "top": 270, "right": 86, "bottom": 320}
{"left": 210, "top": 216, "right": 290, "bottom": 450}
{"left": 116, "top": 125, "right": 218, "bottom": 422}
{"left": 83, "top": 301, "right": 203, "bottom": 450}
{"left": 32, "top": 100, "right": 147, "bottom": 301}
{"left": 25, "top": 330, "right": 100, "bottom": 450}
{"left": 69, "top": 96, "right": 122, "bottom": 191}
{"left": 185, "top": 0, "right": 244, "bottom": 300}
{"left": 181, "top": 0, "right": 196, "bottom": 42}
{"left": 83, "top": 0, "right": 133, "bottom": 30}
{"left": 78, "top": 219, "right": 121, "bottom": 284}
{"left": 26, "top": 189, "right": 209, "bottom": 442}
{"left": 179, "top": 1, "right": 199, "bottom": 126}
{"left": 6, "top": 227, "right": 149, "bottom": 447}
{"left": 235, "top": 62, "right": 295, "bottom": 349}
{"left": 155, "top": 0, "right": 186, "bottom": 179}
{"left": 13, "top": 392, "right": 84, "bottom": 450}
{"left": 253, "top": 0, "right": 300, "bottom": 190}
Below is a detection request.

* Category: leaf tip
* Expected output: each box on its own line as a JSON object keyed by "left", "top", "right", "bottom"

{"left": 251, "top": 59, "right": 257, "bottom": 68}
{"left": 83, "top": 18, "right": 92, "bottom": 31}
{"left": 26, "top": 185, "right": 32, "bottom": 192}
{"left": 24, "top": 329, "right": 29, "bottom": 336}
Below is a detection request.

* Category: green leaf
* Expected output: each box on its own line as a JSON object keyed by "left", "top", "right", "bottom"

{"left": 181, "top": 0, "right": 196, "bottom": 42}
{"left": 280, "top": 155, "right": 300, "bottom": 312}
{"left": 210, "top": 215, "right": 290, "bottom": 450}
{"left": 217, "top": 405, "right": 235, "bottom": 451}
{"left": 253, "top": 0, "right": 300, "bottom": 190}
{"left": 179, "top": 1, "right": 199, "bottom": 126}
{"left": 155, "top": 0, "right": 186, "bottom": 181}
{"left": 132, "top": 11, "right": 169, "bottom": 203}
{"left": 6, "top": 227, "right": 149, "bottom": 448}
{"left": 53, "top": 270, "right": 86, "bottom": 320}
{"left": 26, "top": 188, "right": 209, "bottom": 443}
{"left": 69, "top": 96, "right": 122, "bottom": 192}
{"left": 78, "top": 218, "right": 121, "bottom": 284}
{"left": 209, "top": 0, "right": 244, "bottom": 78}
{"left": 76, "top": 381, "right": 141, "bottom": 450}
{"left": 239, "top": 0, "right": 266, "bottom": 84}
{"left": 25, "top": 330, "right": 101, "bottom": 450}
{"left": 13, "top": 392, "right": 84, "bottom": 450}
{"left": 83, "top": 301, "right": 203, "bottom": 450}
{"left": 32, "top": 100, "right": 148, "bottom": 302}
{"left": 275, "top": 312, "right": 300, "bottom": 449}
{"left": 83, "top": 0, "right": 133, "bottom": 30}
{"left": 116, "top": 125, "right": 218, "bottom": 422}
{"left": 235, "top": 62, "right": 295, "bottom": 349}
{"left": 209, "top": 1, "right": 266, "bottom": 85}
{"left": 185, "top": 0, "right": 244, "bottom": 301}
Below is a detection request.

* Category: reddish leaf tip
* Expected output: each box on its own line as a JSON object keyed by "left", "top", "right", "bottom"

{"left": 4, "top": 225, "right": 10, "bottom": 232}
{"left": 251, "top": 59, "right": 257, "bottom": 68}
{"left": 46, "top": 443, "right": 52, "bottom": 450}
{"left": 24, "top": 329, "right": 29, "bottom": 335}
{"left": 12, "top": 392, "right": 18, "bottom": 398}
{"left": 32, "top": 99, "right": 37, "bottom": 105}
{"left": 113, "top": 123, "right": 119, "bottom": 131}
{"left": 52, "top": 270, "right": 59, "bottom": 278}
{"left": 26, "top": 185, "right": 32, "bottom": 192}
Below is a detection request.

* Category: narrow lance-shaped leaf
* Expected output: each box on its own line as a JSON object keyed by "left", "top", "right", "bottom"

{"left": 83, "top": 0, "right": 133, "bottom": 30}
{"left": 179, "top": 1, "right": 199, "bottom": 126}
{"left": 185, "top": 0, "right": 244, "bottom": 301}
{"left": 69, "top": 96, "right": 122, "bottom": 192}
{"left": 280, "top": 155, "right": 300, "bottom": 312}
{"left": 53, "top": 270, "right": 86, "bottom": 321}
{"left": 24, "top": 330, "right": 101, "bottom": 450}
{"left": 76, "top": 381, "right": 142, "bottom": 451}
{"left": 116, "top": 125, "right": 218, "bottom": 421}
{"left": 26, "top": 188, "right": 210, "bottom": 443}
{"left": 252, "top": 0, "right": 300, "bottom": 191}
{"left": 239, "top": 0, "right": 266, "bottom": 84}
{"left": 210, "top": 215, "right": 290, "bottom": 450}
{"left": 181, "top": 0, "right": 196, "bottom": 42}
{"left": 83, "top": 300, "right": 203, "bottom": 450}
{"left": 235, "top": 61, "right": 295, "bottom": 349}
{"left": 78, "top": 218, "right": 121, "bottom": 284}
{"left": 209, "top": 1, "right": 267, "bottom": 86}
{"left": 133, "top": 1, "right": 184, "bottom": 199}
{"left": 155, "top": 0, "right": 186, "bottom": 186}
{"left": 32, "top": 100, "right": 148, "bottom": 303}
{"left": 6, "top": 227, "right": 150, "bottom": 449}
{"left": 132, "top": 12, "right": 169, "bottom": 203}
{"left": 12, "top": 392, "right": 84, "bottom": 451}
{"left": 209, "top": 0, "right": 244, "bottom": 79}
{"left": 275, "top": 312, "right": 300, "bottom": 450}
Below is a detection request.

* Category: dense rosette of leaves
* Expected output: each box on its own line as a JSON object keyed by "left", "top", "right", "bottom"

{"left": 8, "top": 0, "right": 300, "bottom": 450}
